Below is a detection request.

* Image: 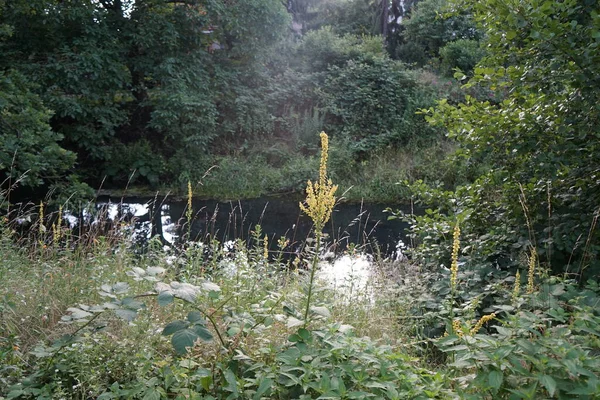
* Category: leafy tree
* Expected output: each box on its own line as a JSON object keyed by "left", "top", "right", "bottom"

{"left": 414, "top": 0, "right": 600, "bottom": 277}
{"left": 0, "top": 0, "right": 289, "bottom": 187}
{"left": 394, "top": 0, "right": 480, "bottom": 67}
{"left": 439, "top": 39, "right": 484, "bottom": 76}
{"left": 322, "top": 56, "right": 438, "bottom": 156}
{"left": 0, "top": 70, "right": 76, "bottom": 188}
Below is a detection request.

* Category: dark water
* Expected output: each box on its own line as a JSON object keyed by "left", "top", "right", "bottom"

{"left": 94, "top": 196, "right": 413, "bottom": 257}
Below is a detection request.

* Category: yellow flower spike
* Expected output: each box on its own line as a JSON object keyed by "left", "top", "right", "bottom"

{"left": 450, "top": 223, "right": 460, "bottom": 291}
{"left": 526, "top": 248, "right": 537, "bottom": 294}
{"left": 38, "top": 201, "right": 45, "bottom": 235}
{"left": 263, "top": 234, "right": 269, "bottom": 260}
{"left": 513, "top": 270, "right": 521, "bottom": 300}
{"left": 186, "top": 180, "right": 193, "bottom": 224}
{"left": 452, "top": 319, "right": 463, "bottom": 338}
{"left": 299, "top": 132, "right": 338, "bottom": 232}
{"left": 470, "top": 313, "right": 496, "bottom": 335}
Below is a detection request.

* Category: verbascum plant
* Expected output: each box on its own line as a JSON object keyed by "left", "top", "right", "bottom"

{"left": 527, "top": 248, "right": 536, "bottom": 294}
{"left": 470, "top": 313, "right": 496, "bottom": 335}
{"left": 300, "top": 132, "right": 338, "bottom": 233}
{"left": 300, "top": 132, "right": 337, "bottom": 325}
{"left": 52, "top": 205, "right": 62, "bottom": 245}
{"left": 263, "top": 234, "right": 269, "bottom": 260}
{"left": 450, "top": 223, "right": 460, "bottom": 292}
{"left": 38, "top": 201, "right": 45, "bottom": 249}
{"left": 513, "top": 270, "right": 521, "bottom": 301}
{"left": 186, "top": 181, "right": 193, "bottom": 240}
{"left": 452, "top": 319, "right": 463, "bottom": 338}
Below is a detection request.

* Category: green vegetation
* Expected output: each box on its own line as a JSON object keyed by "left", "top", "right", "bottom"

{"left": 0, "top": 0, "right": 472, "bottom": 202}
{"left": 2, "top": 134, "right": 600, "bottom": 399}
{"left": 2, "top": 0, "right": 600, "bottom": 398}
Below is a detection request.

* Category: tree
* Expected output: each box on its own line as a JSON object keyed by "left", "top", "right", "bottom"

{"left": 418, "top": 0, "right": 600, "bottom": 277}
{"left": 393, "top": 0, "right": 480, "bottom": 67}
{"left": 0, "top": 0, "right": 290, "bottom": 187}
{"left": 0, "top": 70, "right": 76, "bottom": 189}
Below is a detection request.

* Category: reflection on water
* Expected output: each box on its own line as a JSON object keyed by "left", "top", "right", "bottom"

{"left": 89, "top": 196, "right": 412, "bottom": 252}
{"left": 66, "top": 196, "right": 414, "bottom": 290}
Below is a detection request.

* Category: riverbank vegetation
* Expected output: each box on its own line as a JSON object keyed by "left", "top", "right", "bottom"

{"left": 1, "top": 0, "right": 480, "bottom": 203}
{"left": 2, "top": 0, "right": 600, "bottom": 398}
{"left": 2, "top": 137, "right": 600, "bottom": 398}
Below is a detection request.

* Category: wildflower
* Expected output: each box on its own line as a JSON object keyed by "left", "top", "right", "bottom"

{"left": 450, "top": 223, "right": 460, "bottom": 291}
{"left": 38, "top": 201, "right": 45, "bottom": 235}
{"left": 300, "top": 132, "right": 338, "bottom": 232}
{"left": 53, "top": 205, "right": 63, "bottom": 244}
{"left": 470, "top": 313, "right": 496, "bottom": 335}
{"left": 452, "top": 319, "right": 463, "bottom": 338}
{"left": 186, "top": 180, "right": 193, "bottom": 225}
{"left": 526, "top": 248, "right": 536, "bottom": 294}
{"left": 513, "top": 270, "right": 521, "bottom": 300}
{"left": 263, "top": 234, "right": 269, "bottom": 260}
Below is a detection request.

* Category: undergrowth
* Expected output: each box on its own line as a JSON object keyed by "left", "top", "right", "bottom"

{"left": 1, "top": 133, "right": 599, "bottom": 399}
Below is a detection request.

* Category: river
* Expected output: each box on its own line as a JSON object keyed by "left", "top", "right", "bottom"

{"left": 91, "top": 195, "right": 413, "bottom": 258}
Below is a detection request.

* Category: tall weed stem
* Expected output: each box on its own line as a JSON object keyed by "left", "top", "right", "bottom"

{"left": 300, "top": 132, "right": 337, "bottom": 326}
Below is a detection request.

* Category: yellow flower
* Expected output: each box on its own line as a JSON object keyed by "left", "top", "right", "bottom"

{"left": 452, "top": 319, "right": 463, "bottom": 338}
{"left": 527, "top": 248, "right": 536, "bottom": 294}
{"left": 450, "top": 223, "right": 460, "bottom": 291}
{"left": 38, "top": 201, "right": 45, "bottom": 235}
{"left": 300, "top": 132, "right": 338, "bottom": 231}
{"left": 470, "top": 313, "right": 496, "bottom": 335}
{"left": 263, "top": 234, "right": 269, "bottom": 260}
{"left": 513, "top": 270, "right": 521, "bottom": 300}
{"left": 186, "top": 180, "right": 193, "bottom": 224}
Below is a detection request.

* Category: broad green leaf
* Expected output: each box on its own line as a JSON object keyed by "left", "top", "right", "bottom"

{"left": 488, "top": 370, "right": 503, "bottom": 390}
{"left": 297, "top": 328, "right": 311, "bottom": 341}
{"left": 121, "top": 297, "right": 144, "bottom": 310}
{"left": 223, "top": 369, "right": 239, "bottom": 395}
{"left": 67, "top": 307, "right": 92, "bottom": 320}
{"left": 113, "top": 282, "right": 130, "bottom": 294}
{"left": 146, "top": 266, "right": 165, "bottom": 276}
{"left": 171, "top": 329, "right": 199, "bottom": 354}
{"left": 287, "top": 317, "right": 304, "bottom": 328}
{"left": 142, "top": 388, "right": 161, "bottom": 400}
{"left": 163, "top": 320, "right": 189, "bottom": 336}
{"left": 115, "top": 309, "right": 137, "bottom": 322}
{"left": 187, "top": 311, "right": 204, "bottom": 324}
{"left": 253, "top": 378, "right": 273, "bottom": 400}
{"left": 310, "top": 306, "right": 331, "bottom": 318}
{"left": 539, "top": 374, "right": 557, "bottom": 397}
{"left": 157, "top": 291, "right": 174, "bottom": 306}
{"left": 191, "top": 325, "right": 213, "bottom": 342}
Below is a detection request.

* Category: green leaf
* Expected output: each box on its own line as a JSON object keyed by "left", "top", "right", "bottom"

{"left": 191, "top": 325, "right": 213, "bottom": 342}
{"left": 223, "top": 369, "right": 239, "bottom": 395}
{"left": 196, "top": 368, "right": 212, "bottom": 392}
{"left": 488, "top": 370, "right": 503, "bottom": 390}
{"left": 187, "top": 311, "right": 204, "bottom": 324}
{"left": 287, "top": 317, "right": 304, "bottom": 328}
{"left": 157, "top": 291, "right": 174, "bottom": 306}
{"left": 310, "top": 306, "right": 331, "bottom": 318}
{"left": 253, "top": 378, "right": 273, "bottom": 400}
{"left": 121, "top": 297, "right": 144, "bottom": 310}
{"left": 142, "top": 388, "right": 161, "bottom": 400}
{"left": 163, "top": 320, "right": 189, "bottom": 336}
{"left": 115, "top": 309, "right": 137, "bottom": 322}
{"left": 539, "top": 374, "right": 557, "bottom": 397}
{"left": 113, "top": 282, "right": 130, "bottom": 295}
{"left": 171, "top": 328, "right": 199, "bottom": 354}
{"left": 67, "top": 307, "right": 93, "bottom": 320}
{"left": 297, "top": 328, "right": 311, "bottom": 342}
